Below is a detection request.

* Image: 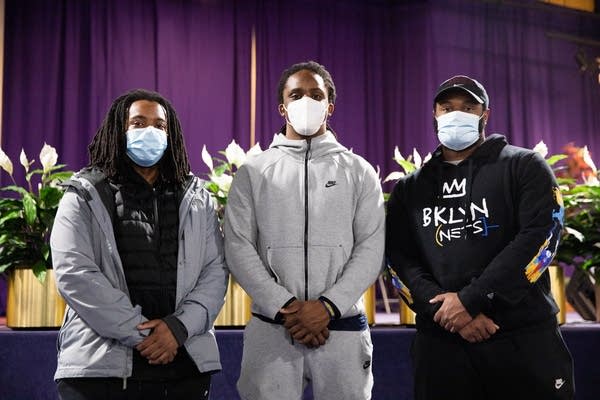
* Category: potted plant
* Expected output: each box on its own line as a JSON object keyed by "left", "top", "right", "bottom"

{"left": 201, "top": 140, "right": 262, "bottom": 326}
{"left": 0, "top": 144, "right": 73, "bottom": 328}
{"left": 552, "top": 144, "right": 600, "bottom": 321}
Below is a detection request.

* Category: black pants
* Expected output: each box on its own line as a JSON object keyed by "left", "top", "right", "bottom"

{"left": 412, "top": 320, "right": 574, "bottom": 400}
{"left": 57, "top": 375, "right": 211, "bottom": 400}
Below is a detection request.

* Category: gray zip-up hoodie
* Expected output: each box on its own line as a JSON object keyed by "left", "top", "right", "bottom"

{"left": 224, "top": 132, "right": 385, "bottom": 320}
{"left": 51, "top": 173, "right": 228, "bottom": 381}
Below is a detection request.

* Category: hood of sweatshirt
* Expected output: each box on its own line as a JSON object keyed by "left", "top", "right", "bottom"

{"left": 269, "top": 131, "right": 348, "bottom": 160}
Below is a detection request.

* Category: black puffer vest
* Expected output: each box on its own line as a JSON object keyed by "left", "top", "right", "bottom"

{"left": 113, "top": 172, "right": 179, "bottom": 320}
{"left": 112, "top": 168, "right": 198, "bottom": 379}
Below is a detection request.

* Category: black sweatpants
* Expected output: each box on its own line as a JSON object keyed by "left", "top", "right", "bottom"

{"left": 57, "top": 375, "right": 211, "bottom": 400}
{"left": 411, "top": 320, "right": 574, "bottom": 400}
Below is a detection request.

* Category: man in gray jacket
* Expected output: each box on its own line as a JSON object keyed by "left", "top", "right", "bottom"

{"left": 224, "top": 61, "right": 385, "bottom": 400}
{"left": 51, "top": 89, "right": 228, "bottom": 400}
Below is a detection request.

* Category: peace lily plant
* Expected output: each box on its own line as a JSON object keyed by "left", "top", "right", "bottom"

{"left": 0, "top": 144, "right": 73, "bottom": 282}
{"left": 201, "top": 139, "right": 262, "bottom": 218}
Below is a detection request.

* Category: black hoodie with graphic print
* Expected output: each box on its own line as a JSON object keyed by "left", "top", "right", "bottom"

{"left": 386, "top": 134, "right": 564, "bottom": 333}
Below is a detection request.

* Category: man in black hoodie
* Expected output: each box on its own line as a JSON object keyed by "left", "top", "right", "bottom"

{"left": 386, "top": 76, "right": 574, "bottom": 399}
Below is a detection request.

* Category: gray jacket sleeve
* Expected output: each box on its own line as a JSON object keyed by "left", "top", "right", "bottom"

{"left": 172, "top": 189, "right": 229, "bottom": 338}
{"left": 320, "top": 164, "right": 386, "bottom": 316}
{"left": 223, "top": 165, "right": 296, "bottom": 319}
{"left": 51, "top": 190, "right": 148, "bottom": 348}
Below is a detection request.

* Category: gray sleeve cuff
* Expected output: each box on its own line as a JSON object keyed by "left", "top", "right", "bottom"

{"left": 162, "top": 315, "right": 189, "bottom": 347}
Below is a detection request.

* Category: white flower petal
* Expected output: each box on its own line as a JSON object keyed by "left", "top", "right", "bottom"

{"left": 246, "top": 143, "right": 263, "bottom": 157}
{"left": 393, "top": 146, "right": 404, "bottom": 164}
{"left": 423, "top": 152, "right": 432, "bottom": 165}
{"left": 0, "top": 148, "right": 13, "bottom": 176}
{"left": 565, "top": 227, "right": 584, "bottom": 242}
{"left": 584, "top": 174, "right": 600, "bottom": 186}
{"left": 582, "top": 146, "right": 597, "bottom": 173}
{"left": 19, "top": 149, "right": 29, "bottom": 172}
{"left": 532, "top": 140, "right": 548, "bottom": 158}
{"left": 201, "top": 145, "right": 214, "bottom": 171}
{"left": 225, "top": 140, "right": 246, "bottom": 168}
{"left": 383, "top": 171, "right": 405, "bottom": 182}
{"left": 39, "top": 143, "right": 58, "bottom": 173}
{"left": 413, "top": 148, "right": 422, "bottom": 168}
{"left": 210, "top": 173, "right": 233, "bottom": 193}
{"left": 375, "top": 165, "right": 381, "bottom": 179}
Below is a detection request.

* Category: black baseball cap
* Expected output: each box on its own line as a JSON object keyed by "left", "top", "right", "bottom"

{"left": 434, "top": 75, "right": 489, "bottom": 109}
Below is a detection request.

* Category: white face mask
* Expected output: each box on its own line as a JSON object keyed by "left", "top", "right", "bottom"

{"left": 436, "top": 111, "right": 482, "bottom": 151}
{"left": 284, "top": 96, "right": 328, "bottom": 136}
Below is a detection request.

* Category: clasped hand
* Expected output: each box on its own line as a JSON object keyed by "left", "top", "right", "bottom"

{"left": 280, "top": 300, "right": 330, "bottom": 348}
{"left": 136, "top": 319, "right": 179, "bottom": 365}
{"left": 430, "top": 292, "right": 473, "bottom": 332}
{"left": 430, "top": 292, "right": 499, "bottom": 342}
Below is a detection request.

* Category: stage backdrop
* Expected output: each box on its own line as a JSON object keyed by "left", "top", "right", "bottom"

{"left": 2, "top": 0, "right": 600, "bottom": 185}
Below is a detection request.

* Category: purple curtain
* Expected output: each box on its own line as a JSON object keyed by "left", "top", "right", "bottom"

{"left": 2, "top": 0, "right": 600, "bottom": 185}
{"left": 2, "top": 0, "right": 253, "bottom": 185}
{"left": 252, "top": 0, "right": 600, "bottom": 180}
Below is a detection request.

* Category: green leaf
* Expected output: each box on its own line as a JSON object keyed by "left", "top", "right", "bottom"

{"left": 23, "top": 193, "right": 37, "bottom": 226}
{"left": 545, "top": 154, "right": 567, "bottom": 166}
{"left": 41, "top": 243, "right": 50, "bottom": 262}
{"left": 32, "top": 260, "right": 47, "bottom": 283}
{"left": 0, "top": 210, "right": 22, "bottom": 225}
{"left": 39, "top": 186, "right": 64, "bottom": 208}
{"left": 45, "top": 171, "right": 73, "bottom": 183}
{"left": 0, "top": 262, "right": 12, "bottom": 273}
{"left": 398, "top": 160, "right": 417, "bottom": 174}
{"left": 204, "top": 181, "right": 220, "bottom": 194}
{"left": 1, "top": 185, "right": 29, "bottom": 197}
{"left": 212, "top": 163, "right": 229, "bottom": 175}
{"left": 25, "top": 168, "right": 45, "bottom": 181}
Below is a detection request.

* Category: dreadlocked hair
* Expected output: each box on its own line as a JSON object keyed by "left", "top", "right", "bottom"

{"left": 88, "top": 89, "right": 190, "bottom": 184}
{"left": 277, "top": 60, "right": 337, "bottom": 105}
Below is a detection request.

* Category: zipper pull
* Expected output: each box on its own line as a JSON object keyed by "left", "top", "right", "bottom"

{"left": 122, "top": 376, "right": 127, "bottom": 390}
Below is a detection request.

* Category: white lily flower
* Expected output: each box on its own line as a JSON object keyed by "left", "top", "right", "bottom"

{"left": 413, "top": 148, "right": 422, "bottom": 168}
{"left": 0, "top": 148, "right": 13, "bottom": 176}
{"left": 20, "top": 149, "right": 30, "bottom": 173}
{"left": 532, "top": 140, "right": 548, "bottom": 158}
{"left": 393, "top": 146, "right": 404, "bottom": 164}
{"left": 225, "top": 140, "right": 246, "bottom": 168}
{"left": 582, "top": 146, "right": 597, "bottom": 173}
{"left": 201, "top": 145, "right": 214, "bottom": 172}
{"left": 246, "top": 142, "right": 263, "bottom": 157}
{"left": 383, "top": 171, "right": 405, "bottom": 183}
{"left": 584, "top": 174, "right": 600, "bottom": 186}
{"left": 210, "top": 173, "right": 233, "bottom": 193}
{"left": 423, "top": 152, "right": 432, "bottom": 165}
{"left": 39, "top": 143, "right": 58, "bottom": 173}
{"left": 565, "top": 227, "right": 584, "bottom": 242}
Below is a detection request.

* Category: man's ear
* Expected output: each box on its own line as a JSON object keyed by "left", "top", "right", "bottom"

{"left": 327, "top": 103, "right": 335, "bottom": 116}
{"left": 482, "top": 108, "right": 490, "bottom": 126}
{"left": 278, "top": 104, "right": 286, "bottom": 117}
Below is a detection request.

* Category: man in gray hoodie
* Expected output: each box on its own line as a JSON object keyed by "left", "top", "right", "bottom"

{"left": 51, "top": 89, "right": 228, "bottom": 400}
{"left": 224, "top": 61, "right": 385, "bottom": 400}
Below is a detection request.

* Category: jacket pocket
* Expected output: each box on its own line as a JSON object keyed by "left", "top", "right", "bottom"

{"left": 266, "top": 246, "right": 303, "bottom": 297}
{"left": 308, "top": 244, "right": 347, "bottom": 298}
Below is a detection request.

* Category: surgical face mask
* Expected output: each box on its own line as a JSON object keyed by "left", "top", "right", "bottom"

{"left": 284, "top": 96, "right": 328, "bottom": 136}
{"left": 436, "top": 111, "right": 482, "bottom": 151}
{"left": 125, "top": 126, "right": 168, "bottom": 167}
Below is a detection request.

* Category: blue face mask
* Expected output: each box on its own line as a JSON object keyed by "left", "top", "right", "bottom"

{"left": 436, "top": 111, "right": 482, "bottom": 151}
{"left": 125, "top": 126, "right": 168, "bottom": 167}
